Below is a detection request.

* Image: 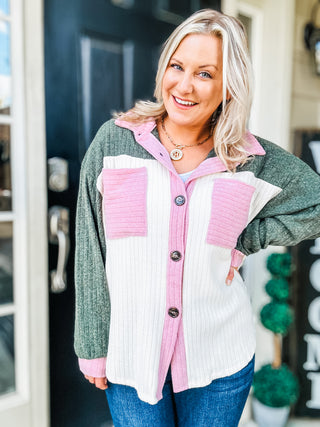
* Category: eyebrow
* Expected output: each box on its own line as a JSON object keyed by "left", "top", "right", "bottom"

{"left": 170, "top": 57, "right": 218, "bottom": 71}
{"left": 199, "top": 64, "right": 218, "bottom": 71}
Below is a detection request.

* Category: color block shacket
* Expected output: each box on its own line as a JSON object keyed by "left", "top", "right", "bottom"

{"left": 74, "top": 118, "right": 320, "bottom": 404}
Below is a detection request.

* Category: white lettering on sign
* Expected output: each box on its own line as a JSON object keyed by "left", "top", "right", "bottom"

{"left": 303, "top": 334, "right": 320, "bottom": 370}
{"left": 309, "top": 141, "right": 320, "bottom": 173}
{"left": 310, "top": 238, "right": 320, "bottom": 255}
{"left": 301, "top": 141, "right": 320, "bottom": 413}
{"left": 308, "top": 297, "right": 320, "bottom": 332}
{"left": 309, "top": 259, "right": 320, "bottom": 291}
{"left": 306, "top": 372, "right": 320, "bottom": 409}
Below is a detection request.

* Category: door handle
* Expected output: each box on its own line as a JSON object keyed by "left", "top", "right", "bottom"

{"left": 49, "top": 206, "right": 70, "bottom": 293}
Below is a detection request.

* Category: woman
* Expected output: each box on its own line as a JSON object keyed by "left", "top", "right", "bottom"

{"left": 74, "top": 9, "right": 320, "bottom": 426}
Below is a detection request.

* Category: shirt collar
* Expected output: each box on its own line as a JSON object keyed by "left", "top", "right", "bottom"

{"left": 115, "top": 118, "right": 265, "bottom": 177}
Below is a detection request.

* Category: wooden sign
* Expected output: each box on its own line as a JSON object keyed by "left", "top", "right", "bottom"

{"left": 290, "top": 130, "right": 320, "bottom": 417}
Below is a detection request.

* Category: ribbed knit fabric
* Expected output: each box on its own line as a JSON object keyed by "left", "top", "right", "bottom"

{"left": 102, "top": 167, "right": 148, "bottom": 238}
{"left": 74, "top": 119, "right": 320, "bottom": 403}
{"left": 207, "top": 178, "right": 256, "bottom": 247}
{"left": 231, "top": 248, "right": 246, "bottom": 268}
{"left": 98, "top": 154, "right": 171, "bottom": 402}
{"left": 79, "top": 357, "right": 107, "bottom": 377}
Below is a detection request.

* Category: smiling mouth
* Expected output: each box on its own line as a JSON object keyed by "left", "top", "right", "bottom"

{"left": 173, "top": 96, "right": 197, "bottom": 106}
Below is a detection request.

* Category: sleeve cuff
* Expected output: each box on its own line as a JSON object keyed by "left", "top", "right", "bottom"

{"left": 78, "top": 357, "right": 107, "bottom": 378}
{"left": 231, "top": 248, "right": 246, "bottom": 268}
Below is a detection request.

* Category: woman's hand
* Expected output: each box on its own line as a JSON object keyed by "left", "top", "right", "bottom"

{"left": 225, "top": 266, "right": 239, "bottom": 286}
{"left": 84, "top": 375, "right": 108, "bottom": 390}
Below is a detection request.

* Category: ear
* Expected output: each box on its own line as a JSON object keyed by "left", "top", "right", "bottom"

{"left": 226, "top": 89, "right": 232, "bottom": 101}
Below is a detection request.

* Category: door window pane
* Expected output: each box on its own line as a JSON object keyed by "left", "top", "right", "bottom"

{"left": 0, "top": 0, "right": 9, "bottom": 16}
{"left": 0, "top": 124, "right": 11, "bottom": 210}
{"left": 0, "top": 222, "right": 13, "bottom": 304}
{"left": 0, "top": 20, "right": 11, "bottom": 114}
{"left": 0, "top": 314, "right": 15, "bottom": 395}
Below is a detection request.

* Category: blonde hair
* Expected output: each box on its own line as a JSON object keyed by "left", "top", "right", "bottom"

{"left": 115, "top": 9, "right": 254, "bottom": 170}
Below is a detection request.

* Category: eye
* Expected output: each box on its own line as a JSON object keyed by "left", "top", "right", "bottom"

{"left": 170, "top": 63, "right": 183, "bottom": 71}
{"left": 199, "top": 71, "right": 212, "bottom": 79}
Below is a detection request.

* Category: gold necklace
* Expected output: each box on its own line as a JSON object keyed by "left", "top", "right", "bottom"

{"left": 161, "top": 117, "right": 213, "bottom": 161}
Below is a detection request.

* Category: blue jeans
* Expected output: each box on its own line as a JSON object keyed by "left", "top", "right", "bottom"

{"left": 105, "top": 356, "right": 255, "bottom": 426}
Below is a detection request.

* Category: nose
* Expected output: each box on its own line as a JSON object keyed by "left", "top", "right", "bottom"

{"left": 177, "top": 72, "right": 193, "bottom": 94}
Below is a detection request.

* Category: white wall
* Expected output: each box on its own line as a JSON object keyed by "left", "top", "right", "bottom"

{"left": 290, "top": 0, "right": 320, "bottom": 133}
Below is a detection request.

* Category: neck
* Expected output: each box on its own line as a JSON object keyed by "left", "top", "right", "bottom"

{"left": 162, "top": 116, "right": 212, "bottom": 145}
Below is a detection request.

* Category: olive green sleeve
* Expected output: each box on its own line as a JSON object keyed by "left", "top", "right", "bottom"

{"left": 236, "top": 143, "right": 320, "bottom": 256}
{"left": 74, "top": 124, "right": 110, "bottom": 359}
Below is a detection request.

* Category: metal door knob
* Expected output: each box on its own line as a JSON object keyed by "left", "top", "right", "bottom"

{"left": 49, "top": 206, "right": 70, "bottom": 293}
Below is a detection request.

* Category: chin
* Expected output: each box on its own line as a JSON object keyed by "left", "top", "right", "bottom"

{"left": 168, "top": 117, "right": 194, "bottom": 128}
{"left": 167, "top": 113, "right": 203, "bottom": 129}
{"left": 166, "top": 109, "right": 193, "bottom": 124}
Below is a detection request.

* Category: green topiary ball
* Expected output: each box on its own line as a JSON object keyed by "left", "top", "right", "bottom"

{"left": 266, "top": 253, "right": 292, "bottom": 278}
{"left": 253, "top": 364, "right": 299, "bottom": 407}
{"left": 265, "top": 278, "right": 290, "bottom": 301}
{"left": 260, "top": 302, "right": 293, "bottom": 334}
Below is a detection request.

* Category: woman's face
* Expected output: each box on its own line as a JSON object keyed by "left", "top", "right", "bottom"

{"left": 162, "top": 34, "right": 224, "bottom": 131}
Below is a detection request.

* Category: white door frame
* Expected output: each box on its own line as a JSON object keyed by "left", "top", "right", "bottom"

{"left": 25, "top": 0, "right": 49, "bottom": 424}
{"left": 0, "top": 0, "right": 49, "bottom": 426}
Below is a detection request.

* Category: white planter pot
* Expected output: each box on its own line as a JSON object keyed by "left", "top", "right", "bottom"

{"left": 252, "top": 397, "right": 290, "bottom": 427}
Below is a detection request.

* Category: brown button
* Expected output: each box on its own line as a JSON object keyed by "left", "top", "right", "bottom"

{"left": 168, "top": 307, "right": 179, "bottom": 318}
{"left": 170, "top": 251, "right": 182, "bottom": 261}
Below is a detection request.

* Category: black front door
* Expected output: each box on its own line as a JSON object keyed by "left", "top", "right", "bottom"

{"left": 45, "top": 1, "right": 220, "bottom": 426}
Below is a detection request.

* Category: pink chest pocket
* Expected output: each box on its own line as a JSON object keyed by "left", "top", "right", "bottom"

{"left": 206, "top": 178, "right": 255, "bottom": 248}
{"left": 102, "top": 167, "right": 148, "bottom": 239}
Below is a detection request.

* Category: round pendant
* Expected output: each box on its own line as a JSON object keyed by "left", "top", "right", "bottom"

{"left": 170, "top": 148, "right": 183, "bottom": 161}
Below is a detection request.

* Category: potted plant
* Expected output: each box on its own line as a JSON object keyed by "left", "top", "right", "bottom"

{"left": 252, "top": 253, "right": 299, "bottom": 427}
